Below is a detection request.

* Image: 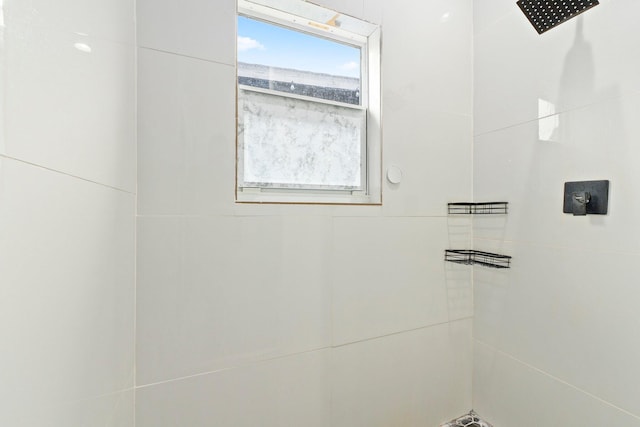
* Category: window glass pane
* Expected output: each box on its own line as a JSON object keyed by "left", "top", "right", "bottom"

{"left": 238, "top": 16, "right": 361, "bottom": 105}
{"left": 239, "top": 89, "right": 365, "bottom": 189}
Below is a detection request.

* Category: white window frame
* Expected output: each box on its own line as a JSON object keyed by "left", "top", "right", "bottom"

{"left": 236, "top": 0, "right": 381, "bottom": 205}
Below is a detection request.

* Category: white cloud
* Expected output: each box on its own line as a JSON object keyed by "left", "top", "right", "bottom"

{"left": 340, "top": 61, "right": 359, "bottom": 71}
{"left": 237, "top": 36, "right": 265, "bottom": 52}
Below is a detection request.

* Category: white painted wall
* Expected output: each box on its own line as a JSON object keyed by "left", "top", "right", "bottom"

{"left": 0, "top": 0, "right": 136, "bottom": 425}
{"left": 473, "top": 0, "right": 640, "bottom": 425}
{"left": 135, "top": 0, "right": 473, "bottom": 425}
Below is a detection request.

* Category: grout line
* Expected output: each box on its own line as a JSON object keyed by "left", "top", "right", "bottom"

{"left": 133, "top": 0, "right": 139, "bottom": 424}
{"left": 470, "top": 5, "right": 477, "bottom": 409}
{"left": 472, "top": 236, "right": 640, "bottom": 257}
{"left": 135, "top": 367, "right": 233, "bottom": 390}
{"left": 135, "top": 213, "right": 455, "bottom": 219}
{"left": 473, "top": 113, "right": 563, "bottom": 139}
{"left": 328, "top": 216, "right": 335, "bottom": 423}
{"left": 0, "top": 154, "right": 135, "bottom": 195}
{"left": 474, "top": 339, "right": 640, "bottom": 422}
{"left": 137, "top": 45, "right": 236, "bottom": 67}
{"left": 473, "top": 92, "right": 639, "bottom": 139}
{"left": 332, "top": 317, "right": 473, "bottom": 349}
{"left": 135, "top": 346, "right": 328, "bottom": 390}
{"left": 135, "top": 319, "right": 473, "bottom": 390}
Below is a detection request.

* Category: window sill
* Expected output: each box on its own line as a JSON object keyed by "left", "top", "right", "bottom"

{"left": 236, "top": 189, "right": 381, "bottom": 205}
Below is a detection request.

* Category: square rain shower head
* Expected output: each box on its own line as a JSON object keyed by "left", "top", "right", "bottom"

{"left": 516, "top": 0, "right": 599, "bottom": 34}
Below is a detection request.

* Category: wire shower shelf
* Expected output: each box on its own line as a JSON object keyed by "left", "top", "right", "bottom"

{"left": 445, "top": 250, "right": 512, "bottom": 269}
{"left": 447, "top": 202, "right": 508, "bottom": 215}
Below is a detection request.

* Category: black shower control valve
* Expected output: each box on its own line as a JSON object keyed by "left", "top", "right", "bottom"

{"left": 571, "top": 191, "right": 590, "bottom": 216}
{"left": 563, "top": 180, "right": 609, "bottom": 216}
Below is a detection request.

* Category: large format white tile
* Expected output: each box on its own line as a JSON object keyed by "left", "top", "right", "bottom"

{"left": 136, "top": 350, "right": 331, "bottom": 427}
{"left": 2, "top": 24, "right": 136, "bottom": 191}
{"left": 474, "top": 241, "right": 640, "bottom": 416}
{"left": 309, "top": 0, "right": 364, "bottom": 20}
{"left": 474, "top": 341, "right": 640, "bottom": 427}
{"left": 136, "top": 215, "right": 332, "bottom": 385}
{"left": 0, "top": 158, "right": 135, "bottom": 418}
{"left": 331, "top": 217, "right": 454, "bottom": 345}
{"left": 363, "top": 0, "right": 383, "bottom": 25}
{"left": 383, "top": 0, "right": 473, "bottom": 117}
{"left": 472, "top": 0, "right": 516, "bottom": 36}
{"left": 4, "top": 0, "right": 135, "bottom": 43}
{"left": 475, "top": 0, "right": 640, "bottom": 135}
{"left": 233, "top": 200, "right": 343, "bottom": 217}
{"left": 473, "top": 1, "right": 640, "bottom": 425}
{"left": 446, "top": 217, "right": 474, "bottom": 321}
{"left": 9, "top": 390, "right": 134, "bottom": 427}
{"left": 136, "top": 0, "right": 236, "bottom": 64}
{"left": 332, "top": 320, "right": 472, "bottom": 427}
{"left": 444, "top": 258, "right": 474, "bottom": 322}
{"left": 137, "top": 48, "right": 236, "bottom": 215}
{"left": 474, "top": 94, "right": 640, "bottom": 253}
{"left": 382, "top": 111, "right": 472, "bottom": 216}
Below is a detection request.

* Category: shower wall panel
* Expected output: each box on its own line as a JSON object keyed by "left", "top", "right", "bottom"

{"left": 0, "top": 0, "right": 136, "bottom": 425}
{"left": 135, "top": 0, "right": 474, "bottom": 425}
{"left": 473, "top": 0, "right": 640, "bottom": 425}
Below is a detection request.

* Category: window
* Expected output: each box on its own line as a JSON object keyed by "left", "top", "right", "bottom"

{"left": 236, "top": 0, "right": 381, "bottom": 204}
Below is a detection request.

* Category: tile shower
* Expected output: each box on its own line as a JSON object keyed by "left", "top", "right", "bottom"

{"left": 2, "top": 0, "right": 640, "bottom": 426}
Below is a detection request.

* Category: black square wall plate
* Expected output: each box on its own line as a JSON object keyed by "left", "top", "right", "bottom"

{"left": 563, "top": 180, "right": 609, "bottom": 215}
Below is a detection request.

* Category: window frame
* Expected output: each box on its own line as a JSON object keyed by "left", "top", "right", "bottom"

{"left": 235, "top": 0, "right": 382, "bottom": 205}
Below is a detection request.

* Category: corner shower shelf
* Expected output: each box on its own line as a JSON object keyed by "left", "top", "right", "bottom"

{"left": 445, "top": 250, "right": 512, "bottom": 269}
{"left": 448, "top": 202, "right": 508, "bottom": 215}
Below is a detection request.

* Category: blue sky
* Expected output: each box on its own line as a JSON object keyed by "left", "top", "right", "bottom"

{"left": 238, "top": 16, "right": 361, "bottom": 78}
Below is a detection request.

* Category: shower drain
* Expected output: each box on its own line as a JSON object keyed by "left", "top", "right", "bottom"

{"left": 441, "top": 410, "right": 493, "bottom": 427}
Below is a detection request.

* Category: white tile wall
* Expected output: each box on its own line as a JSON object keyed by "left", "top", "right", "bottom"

{"left": 136, "top": 350, "right": 332, "bottom": 427}
{"left": 17, "top": 0, "right": 640, "bottom": 420}
{"left": 0, "top": 158, "right": 135, "bottom": 424}
{"left": 475, "top": 0, "right": 640, "bottom": 136}
{"left": 472, "top": 0, "right": 514, "bottom": 37}
{"left": 137, "top": 48, "right": 236, "bottom": 215}
{"left": 332, "top": 320, "right": 473, "bottom": 427}
{"left": 474, "top": 341, "right": 640, "bottom": 427}
{"left": 475, "top": 240, "right": 640, "bottom": 416}
{"left": 474, "top": 0, "right": 640, "bottom": 423}
{"left": 14, "top": 390, "right": 134, "bottom": 427}
{"left": 137, "top": 321, "right": 473, "bottom": 427}
{"left": 137, "top": 215, "right": 332, "bottom": 385}
{"left": 309, "top": 0, "right": 364, "bottom": 20}
{"left": 382, "top": 0, "right": 473, "bottom": 117}
{"left": 0, "top": 1, "right": 136, "bottom": 424}
{"left": 331, "top": 217, "right": 461, "bottom": 346}
{"left": 362, "top": 0, "right": 383, "bottom": 25}
{"left": 136, "top": 0, "right": 473, "bottom": 424}
{"left": 380, "top": 0, "right": 473, "bottom": 216}
{"left": 2, "top": 24, "right": 136, "bottom": 191}
{"left": 382, "top": 111, "right": 472, "bottom": 216}
{"left": 474, "top": 94, "right": 640, "bottom": 253}
{"left": 444, "top": 256, "right": 474, "bottom": 322}
{"left": 3, "top": 0, "right": 135, "bottom": 43}
{"left": 137, "top": 0, "right": 236, "bottom": 64}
